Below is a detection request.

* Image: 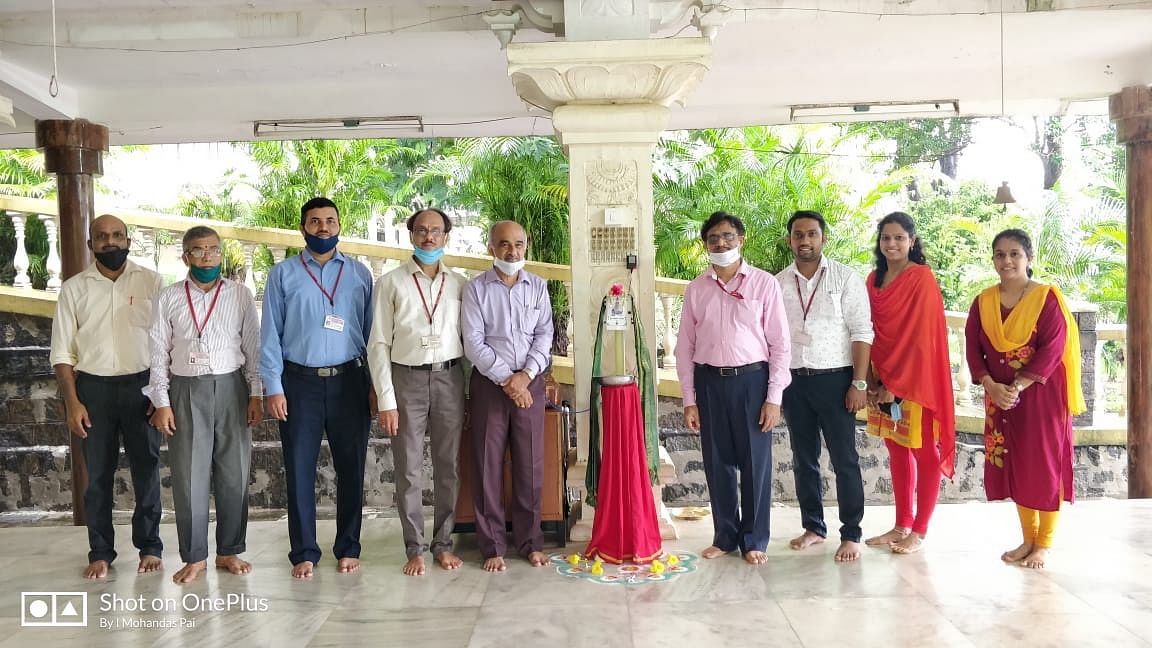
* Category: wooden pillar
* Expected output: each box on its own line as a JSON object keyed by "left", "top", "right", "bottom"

{"left": 1110, "top": 86, "right": 1152, "bottom": 499}
{"left": 35, "top": 118, "right": 109, "bottom": 525}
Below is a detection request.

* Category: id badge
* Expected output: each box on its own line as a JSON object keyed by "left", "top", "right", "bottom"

{"left": 324, "top": 314, "right": 346, "bottom": 332}
{"left": 188, "top": 350, "right": 211, "bottom": 365}
{"left": 793, "top": 330, "right": 812, "bottom": 347}
{"left": 421, "top": 334, "right": 441, "bottom": 349}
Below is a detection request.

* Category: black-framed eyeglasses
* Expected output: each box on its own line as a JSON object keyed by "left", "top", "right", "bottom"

{"left": 706, "top": 232, "right": 739, "bottom": 245}
{"left": 185, "top": 246, "right": 222, "bottom": 259}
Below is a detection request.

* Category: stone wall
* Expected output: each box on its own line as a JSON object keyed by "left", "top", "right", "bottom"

{"left": 0, "top": 311, "right": 1131, "bottom": 513}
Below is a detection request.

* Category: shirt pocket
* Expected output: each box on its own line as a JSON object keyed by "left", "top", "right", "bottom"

{"left": 519, "top": 305, "right": 542, "bottom": 335}
{"left": 732, "top": 298, "right": 763, "bottom": 336}
{"left": 127, "top": 297, "right": 154, "bottom": 329}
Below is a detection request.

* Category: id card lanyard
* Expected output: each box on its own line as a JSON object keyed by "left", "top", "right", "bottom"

{"left": 185, "top": 279, "right": 223, "bottom": 363}
{"left": 413, "top": 271, "right": 446, "bottom": 349}
{"left": 300, "top": 253, "right": 346, "bottom": 331}
{"left": 793, "top": 268, "right": 826, "bottom": 347}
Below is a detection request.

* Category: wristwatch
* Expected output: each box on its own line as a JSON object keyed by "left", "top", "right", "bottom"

{"left": 852, "top": 379, "right": 868, "bottom": 391}
{"left": 1013, "top": 379, "right": 1026, "bottom": 392}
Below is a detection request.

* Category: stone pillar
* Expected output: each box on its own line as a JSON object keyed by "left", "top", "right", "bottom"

{"left": 505, "top": 38, "right": 711, "bottom": 538}
{"left": 1110, "top": 85, "right": 1152, "bottom": 498}
{"left": 1071, "top": 305, "right": 1098, "bottom": 427}
{"left": 35, "top": 118, "right": 109, "bottom": 525}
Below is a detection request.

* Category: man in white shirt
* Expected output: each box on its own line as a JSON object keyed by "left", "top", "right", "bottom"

{"left": 146, "top": 226, "right": 263, "bottom": 584}
{"left": 50, "top": 214, "right": 165, "bottom": 579}
{"left": 776, "top": 211, "right": 874, "bottom": 562}
{"left": 368, "top": 208, "right": 466, "bottom": 576}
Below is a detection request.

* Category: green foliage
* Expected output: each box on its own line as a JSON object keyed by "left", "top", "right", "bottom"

{"left": 653, "top": 126, "right": 897, "bottom": 278}
{"left": 246, "top": 139, "right": 416, "bottom": 235}
{"left": 0, "top": 149, "right": 54, "bottom": 198}
{"left": 848, "top": 118, "right": 973, "bottom": 178}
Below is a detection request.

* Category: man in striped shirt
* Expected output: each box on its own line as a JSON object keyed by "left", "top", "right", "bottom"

{"left": 146, "top": 226, "right": 263, "bottom": 584}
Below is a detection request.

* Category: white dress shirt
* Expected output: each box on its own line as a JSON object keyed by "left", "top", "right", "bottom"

{"left": 50, "top": 260, "right": 163, "bottom": 376}
{"left": 367, "top": 259, "right": 466, "bottom": 411}
{"left": 776, "top": 256, "right": 874, "bottom": 370}
{"left": 145, "top": 277, "right": 262, "bottom": 408}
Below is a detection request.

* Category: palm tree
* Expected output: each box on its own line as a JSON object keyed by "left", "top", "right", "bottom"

{"left": 653, "top": 126, "right": 899, "bottom": 278}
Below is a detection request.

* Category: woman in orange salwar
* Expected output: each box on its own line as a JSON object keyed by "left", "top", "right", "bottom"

{"left": 864, "top": 212, "right": 956, "bottom": 554}
{"left": 964, "top": 229, "right": 1084, "bottom": 569}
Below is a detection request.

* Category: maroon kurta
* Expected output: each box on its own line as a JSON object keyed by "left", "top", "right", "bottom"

{"left": 965, "top": 290, "right": 1074, "bottom": 511}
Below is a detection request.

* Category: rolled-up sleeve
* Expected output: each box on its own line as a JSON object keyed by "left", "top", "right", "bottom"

{"left": 842, "top": 272, "right": 874, "bottom": 345}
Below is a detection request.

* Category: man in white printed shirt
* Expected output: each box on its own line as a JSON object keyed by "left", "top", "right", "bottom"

{"left": 368, "top": 208, "right": 466, "bottom": 576}
{"left": 146, "top": 226, "right": 263, "bottom": 584}
{"left": 777, "top": 211, "right": 874, "bottom": 562}
{"left": 51, "top": 214, "right": 165, "bottom": 579}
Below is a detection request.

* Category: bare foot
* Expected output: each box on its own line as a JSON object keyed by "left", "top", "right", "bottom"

{"left": 292, "top": 560, "right": 314, "bottom": 579}
{"left": 789, "top": 530, "right": 826, "bottom": 550}
{"left": 1001, "top": 543, "right": 1033, "bottom": 563}
{"left": 483, "top": 556, "right": 507, "bottom": 572}
{"left": 700, "top": 546, "right": 732, "bottom": 559}
{"left": 403, "top": 555, "right": 426, "bottom": 576}
{"left": 891, "top": 533, "right": 924, "bottom": 554}
{"left": 1021, "top": 547, "right": 1049, "bottom": 569}
{"left": 138, "top": 555, "right": 163, "bottom": 574}
{"left": 834, "top": 540, "right": 862, "bottom": 562}
{"left": 83, "top": 560, "right": 109, "bottom": 579}
{"left": 435, "top": 552, "right": 463, "bottom": 570}
{"left": 337, "top": 557, "right": 360, "bottom": 574}
{"left": 173, "top": 560, "right": 207, "bottom": 584}
{"left": 527, "top": 551, "right": 548, "bottom": 567}
{"left": 215, "top": 555, "right": 252, "bottom": 575}
{"left": 743, "top": 550, "right": 768, "bottom": 565}
{"left": 865, "top": 527, "right": 910, "bottom": 546}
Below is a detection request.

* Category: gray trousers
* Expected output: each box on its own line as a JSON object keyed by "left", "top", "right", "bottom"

{"left": 392, "top": 362, "right": 465, "bottom": 558}
{"left": 168, "top": 371, "right": 252, "bottom": 563}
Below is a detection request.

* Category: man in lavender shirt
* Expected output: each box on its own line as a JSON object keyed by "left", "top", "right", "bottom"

{"left": 462, "top": 220, "right": 554, "bottom": 572}
{"left": 675, "top": 211, "right": 792, "bottom": 565}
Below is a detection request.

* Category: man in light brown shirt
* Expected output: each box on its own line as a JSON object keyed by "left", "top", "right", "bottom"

{"left": 50, "top": 214, "right": 165, "bottom": 579}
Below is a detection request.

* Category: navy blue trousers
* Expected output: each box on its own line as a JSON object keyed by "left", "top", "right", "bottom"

{"left": 279, "top": 367, "right": 370, "bottom": 566}
{"left": 782, "top": 369, "right": 865, "bottom": 542}
{"left": 695, "top": 364, "right": 772, "bottom": 554}
{"left": 76, "top": 371, "right": 163, "bottom": 564}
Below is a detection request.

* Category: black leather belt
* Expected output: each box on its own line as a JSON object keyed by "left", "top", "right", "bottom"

{"left": 791, "top": 366, "right": 852, "bottom": 376}
{"left": 77, "top": 370, "right": 149, "bottom": 383}
{"left": 284, "top": 357, "right": 364, "bottom": 378}
{"left": 397, "top": 358, "right": 460, "bottom": 372}
{"left": 697, "top": 362, "right": 766, "bottom": 377}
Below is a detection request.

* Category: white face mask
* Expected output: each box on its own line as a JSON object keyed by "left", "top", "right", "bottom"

{"left": 708, "top": 246, "right": 742, "bottom": 268}
{"left": 493, "top": 258, "right": 526, "bottom": 276}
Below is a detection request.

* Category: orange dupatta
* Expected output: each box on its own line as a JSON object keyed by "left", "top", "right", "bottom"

{"left": 976, "top": 283, "right": 1086, "bottom": 414}
{"left": 867, "top": 264, "right": 956, "bottom": 479}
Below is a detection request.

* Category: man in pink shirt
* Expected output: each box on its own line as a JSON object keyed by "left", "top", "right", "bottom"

{"left": 675, "top": 211, "right": 792, "bottom": 565}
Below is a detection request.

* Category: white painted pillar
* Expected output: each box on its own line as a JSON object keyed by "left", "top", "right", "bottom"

{"left": 45, "top": 217, "right": 63, "bottom": 292}
{"left": 10, "top": 213, "right": 31, "bottom": 288}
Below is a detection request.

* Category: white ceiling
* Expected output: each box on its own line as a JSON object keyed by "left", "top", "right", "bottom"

{"left": 0, "top": 1, "right": 1149, "bottom": 147}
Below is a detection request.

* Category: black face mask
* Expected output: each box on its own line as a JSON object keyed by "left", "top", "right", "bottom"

{"left": 93, "top": 248, "right": 130, "bottom": 271}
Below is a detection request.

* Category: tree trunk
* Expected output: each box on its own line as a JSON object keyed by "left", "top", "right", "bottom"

{"left": 939, "top": 153, "right": 959, "bottom": 179}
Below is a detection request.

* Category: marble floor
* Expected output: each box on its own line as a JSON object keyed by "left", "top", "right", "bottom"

{"left": 1, "top": 499, "right": 1149, "bottom": 648}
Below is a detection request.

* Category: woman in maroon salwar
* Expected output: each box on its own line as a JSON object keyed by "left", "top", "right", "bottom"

{"left": 964, "top": 229, "right": 1085, "bottom": 569}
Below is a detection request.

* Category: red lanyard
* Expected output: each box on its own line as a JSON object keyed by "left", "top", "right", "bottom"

{"left": 413, "top": 271, "right": 446, "bottom": 325}
{"left": 185, "top": 279, "right": 223, "bottom": 338}
{"left": 795, "top": 268, "right": 826, "bottom": 322}
{"left": 714, "top": 273, "right": 746, "bottom": 300}
{"left": 299, "top": 253, "right": 344, "bottom": 307}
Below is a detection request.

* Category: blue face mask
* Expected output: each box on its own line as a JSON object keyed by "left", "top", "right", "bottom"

{"left": 412, "top": 246, "right": 445, "bottom": 265}
{"left": 189, "top": 265, "right": 221, "bottom": 283}
{"left": 304, "top": 233, "right": 339, "bottom": 254}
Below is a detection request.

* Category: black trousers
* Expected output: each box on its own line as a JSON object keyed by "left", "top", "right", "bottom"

{"left": 76, "top": 371, "right": 163, "bottom": 564}
{"left": 782, "top": 369, "right": 865, "bottom": 542}
{"left": 279, "top": 367, "right": 371, "bottom": 566}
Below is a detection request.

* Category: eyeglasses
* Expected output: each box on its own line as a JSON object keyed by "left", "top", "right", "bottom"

{"left": 413, "top": 227, "right": 445, "bottom": 238}
{"left": 185, "top": 246, "right": 222, "bottom": 259}
{"left": 706, "top": 232, "right": 739, "bottom": 245}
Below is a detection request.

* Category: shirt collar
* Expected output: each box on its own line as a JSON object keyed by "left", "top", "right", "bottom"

{"left": 406, "top": 258, "right": 446, "bottom": 279}
{"left": 85, "top": 258, "right": 140, "bottom": 281}
{"left": 482, "top": 267, "right": 527, "bottom": 284}
{"left": 709, "top": 259, "right": 750, "bottom": 281}
{"left": 787, "top": 255, "right": 828, "bottom": 280}
{"left": 300, "top": 248, "right": 346, "bottom": 267}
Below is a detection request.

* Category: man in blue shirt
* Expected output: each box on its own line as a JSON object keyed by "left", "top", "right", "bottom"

{"left": 260, "top": 197, "right": 375, "bottom": 579}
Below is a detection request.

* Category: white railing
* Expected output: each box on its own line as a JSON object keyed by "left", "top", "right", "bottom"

{"left": 0, "top": 194, "right": 1128, "bottom": 421}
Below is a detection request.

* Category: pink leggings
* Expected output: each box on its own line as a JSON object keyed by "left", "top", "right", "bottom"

{"left": 884, "top": 438, "right": 942, "bottom": 536}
